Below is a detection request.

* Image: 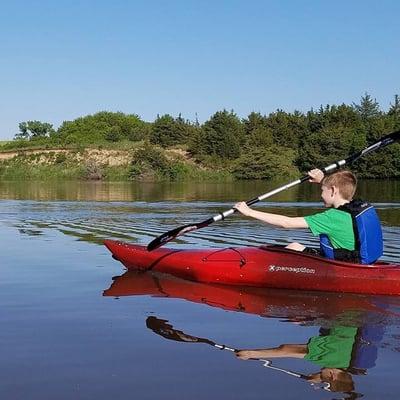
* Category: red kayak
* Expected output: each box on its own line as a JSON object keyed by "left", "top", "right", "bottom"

{"left": 104, "top": 240, "right": 400, "bottom": 296}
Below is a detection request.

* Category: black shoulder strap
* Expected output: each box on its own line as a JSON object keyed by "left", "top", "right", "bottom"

{"left": 338, "top": 199, "right": 372, "bottom": 216}
{"left": 336, "top": 200, "right": 363, "bottom": 258}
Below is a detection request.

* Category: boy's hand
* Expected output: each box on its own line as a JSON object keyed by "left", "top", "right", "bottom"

{"left": 234, "top": 202, "right": 252, "bottom": 217}
{"left": 235, "top": 350, "right": 258, "bottom": 360}
{"left": 308, "top": 168, "right": 324, "bottom": 184}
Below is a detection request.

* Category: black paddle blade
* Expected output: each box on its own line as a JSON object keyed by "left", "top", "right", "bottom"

{"left": 146, "top": 316, "right": 213, "bottom": 345}
{"left": 146, "top": 223, "right": 199, "bottom": 251}
{"left": 147, "top": 217, "right": 214, "bottom": 251}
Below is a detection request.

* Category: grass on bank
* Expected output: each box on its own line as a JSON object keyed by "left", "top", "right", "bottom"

{"left": 0, "top": 145, "right": 233, "bottom": 182}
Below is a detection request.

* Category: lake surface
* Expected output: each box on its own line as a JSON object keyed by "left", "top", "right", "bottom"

{"left": 1, "top": 180, "right": 400, "bottom": 400}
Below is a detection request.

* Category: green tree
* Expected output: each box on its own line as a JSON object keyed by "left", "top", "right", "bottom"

{"left": 353, "top": 93, "right": 381, "bottom": 120}
{"left": 105, "top": 126, "right": 122, "bottom": 142}
{"left": 245, "top": 126, "right": 274, "bottom": 148}
{"left": 243, "top": 112, "right": 267, "bottom": 135}
{"left": 150, "top": 114, "right": 194, "bottom": 147}
{"left": 194, "top": 110, "right": 245, "bottom": 159}
{"left": 298, "top": 126, "right": 365, "bottom": 172}
{"left": 16, "top": 121, "right": 54, "bottom": 140}
{"left": 389, "top": 95, "right": 400, "bottom": 116}
{"left": 233, "top": 145, "right": 298, "bottom": 179}
{"left": 129, "top": 141, "right": 181, "bottom": 180}
{"left": 150, "top": 114, "right": 177, "bottom": 147}
{"left": 175, "top": 114, "right": 195, "bottom": 144}
{"left": 352, "top": 93, "right": 384, "bottom": 143}
{"left": 233, "top": 116, "right": 298, "bottom": 179}
{"left": 265, "top": 109, "right": 306, "bottom": 149}
{"left": 388, "top": 94, "right": 400, "bottom": 129}
{"left": 57, "top": 111, "right": 147, "bottom": 145}
{"left": 306, "top": 104, "right": 362, "bottom": 134}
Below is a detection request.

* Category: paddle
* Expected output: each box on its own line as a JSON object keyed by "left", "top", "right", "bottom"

{"left": 147, "top": 129, "right": 400, "bottom": 251}
{"left": 146, "top": 316, "right": 307, "bottom": 379}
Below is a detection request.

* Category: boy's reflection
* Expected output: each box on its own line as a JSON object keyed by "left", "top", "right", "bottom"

{"left": 147, "top": 316, "right": 383, "bottom": 397}
{"left": 237, "top": 326, "right": 358, "bottom": 393}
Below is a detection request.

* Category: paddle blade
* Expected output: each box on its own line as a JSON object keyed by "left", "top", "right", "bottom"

{"left": 146, "top": 316, "right": 215, "bottom": 345}
{"left": 147, "top": 217, "right": 214, "bottom": 251}
{"left": 146, "top": 223, "right": 199, "bottom": 251}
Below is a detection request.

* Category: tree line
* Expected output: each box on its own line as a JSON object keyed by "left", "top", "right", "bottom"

{"left": 7, "top": 93, "right": 400, "bottom": 179}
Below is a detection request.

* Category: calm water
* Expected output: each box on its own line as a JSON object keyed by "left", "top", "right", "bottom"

{"left": 1, "top": 180, "right": 400, "bottom": 400}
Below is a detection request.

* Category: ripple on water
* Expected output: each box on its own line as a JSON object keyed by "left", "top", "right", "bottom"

{"left": 3, "top": 199, "right": 399, "bottom": 262}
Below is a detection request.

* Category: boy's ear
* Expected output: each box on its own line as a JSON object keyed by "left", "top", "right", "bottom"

{"left": 330, "top": 185, "right": 339, "bottom": 197}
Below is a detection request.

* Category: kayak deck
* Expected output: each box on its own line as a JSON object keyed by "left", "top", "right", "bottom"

{"left": 104, "top": 240, "right": 400, "bottom": 296}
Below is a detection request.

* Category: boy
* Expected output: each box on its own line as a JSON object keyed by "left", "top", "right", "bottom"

{"left": 234, "top": 169, "right": 383, "bottom": 264}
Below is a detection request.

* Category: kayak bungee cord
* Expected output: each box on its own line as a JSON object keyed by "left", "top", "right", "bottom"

{"left": 147, "top": 130, "right": 400, "bottom": 251}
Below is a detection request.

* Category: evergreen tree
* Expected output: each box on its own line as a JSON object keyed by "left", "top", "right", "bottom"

{"left": 388, "top": 94, "right": 400, "bottom": 129}
{"left": 243, "top": 112, "right": 267, "bottom": 135}
{"left": 298, "top": 126, "right": 365, "bottom": 172}
{"left": 388, "top": 95, "right": 400, "bottom": 116}
{"left": 150, "top": 114, "right": 176, "bottom": 147}
{"left": 353, "top": 93, "right": 381, "bottom": 120}
{"left": 150, "top": 114, "right": 193, "bottom": 147}
{"left": 265, "top": 109, "right": 306, "bottom": 149}
{"left": 195, "top": 110, "right": 245, "bottom": 159}
{"left": 233, "top": 145, "right": 298, "bottom": 179}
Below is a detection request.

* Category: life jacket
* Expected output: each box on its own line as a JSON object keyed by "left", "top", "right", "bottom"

{"left": 349, "top": 323, "right": 384, "bottom": 372}
{"left": 319, "top": 200, "right": 383, "bottom": 264}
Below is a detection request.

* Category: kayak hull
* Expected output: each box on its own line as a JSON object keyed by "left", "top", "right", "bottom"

{"left": 104, "top": 240, "right": 400, "bottom": 296}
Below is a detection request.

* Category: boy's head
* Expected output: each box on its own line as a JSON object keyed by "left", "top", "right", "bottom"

{"left": 307, "top": 368, "right": 355, "bottom": 393}
{"left": 321, "top": 170, "right": 357, "bottom": 204}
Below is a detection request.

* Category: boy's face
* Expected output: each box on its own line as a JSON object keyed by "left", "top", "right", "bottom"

{"left": 320, "top": 185, "right": 335, "bottom": 207}
{"left": 307, "top": 368, "right": 354, "bottom": 392}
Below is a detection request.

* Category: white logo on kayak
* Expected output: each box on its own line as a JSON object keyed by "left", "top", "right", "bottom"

{"left": 268, "top": 265, "right": 315, "bottom": 274}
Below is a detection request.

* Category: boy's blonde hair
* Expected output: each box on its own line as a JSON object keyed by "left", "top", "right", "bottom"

{"left": 321, "top": 170, "right": 357, "bottom": 200}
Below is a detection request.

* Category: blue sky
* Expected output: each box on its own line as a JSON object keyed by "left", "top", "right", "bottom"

{"left": 0, "top": 0, "right": 399, "bottom": 139}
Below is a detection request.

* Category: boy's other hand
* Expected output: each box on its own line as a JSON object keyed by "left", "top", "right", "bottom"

{"left": 308, "top": 169, "right": 324, "bottom": 184}
{"left": 234, "top": 202, "right": 252, "bottom": 217}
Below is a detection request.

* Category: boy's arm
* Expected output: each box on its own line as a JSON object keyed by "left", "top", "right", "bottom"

{"left": 234, "top": 169, "right": 322, "bottom": 229}
{"left": 236, "top": 344, "right": 308, "bottom": 360}
{"left": 234, "top": 202, "right": 308, "bottom": 229}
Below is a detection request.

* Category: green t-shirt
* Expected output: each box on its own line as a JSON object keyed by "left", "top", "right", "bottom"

{"left": 304, "top": 326, "right": 358, "bottom": 368}
{"left": 304, "top": 208, "right": 355, "bottom": 250}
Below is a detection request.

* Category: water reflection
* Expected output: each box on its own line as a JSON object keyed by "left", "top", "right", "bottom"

{"left": 104, "top": 271, "right": 400, "bottom": 399}
{"left": 2, "top": 180, "right": 399, "bottom": 263}
{"left": 0, "top": 179, "right": 399, "bottom": 203}
{"left": 7, "top": 198, "right": 400, "bottom": 262}
{"left": 147, "top": 317, "right": 360, "bottom": 397}
{"left": 103, "top": 271, "right": 392, "bottom": 320}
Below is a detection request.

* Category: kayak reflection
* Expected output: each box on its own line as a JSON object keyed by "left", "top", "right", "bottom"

{"left": 103, "top": 270, "right": 400, "bottom": 324}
